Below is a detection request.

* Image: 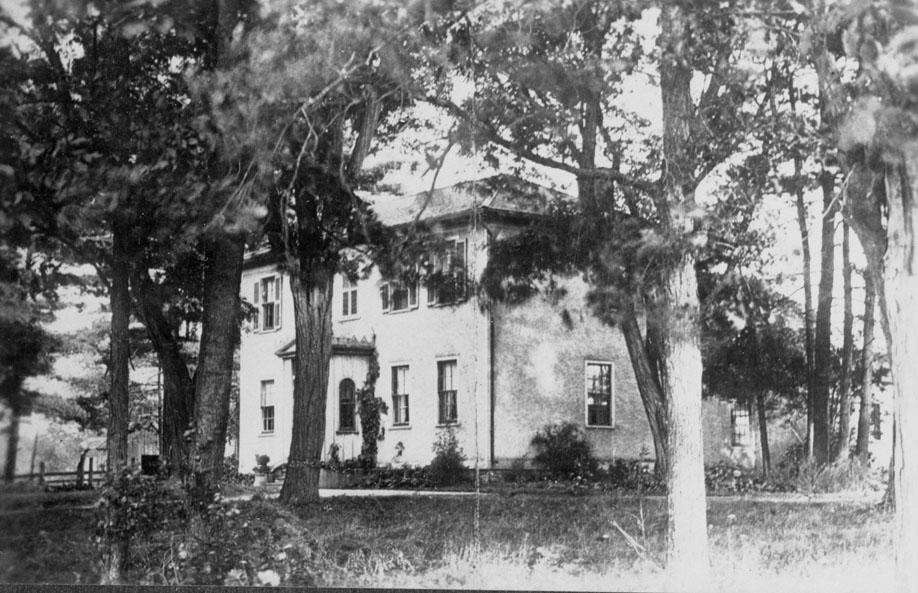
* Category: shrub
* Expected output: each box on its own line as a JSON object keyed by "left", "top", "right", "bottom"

{"left": 428, "top": 428, "right": 467, "bottom": 487}
{"left": 530, "top": 422, "right": 598, "bottom": 479}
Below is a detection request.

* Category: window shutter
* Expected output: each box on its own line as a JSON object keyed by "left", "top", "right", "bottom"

{"left": 253, "top": 281, "right": 260, "bottom": 329}
{"left": 380, "top": 284, "right": 389, "bottom": 312}
{"left": 275, "top": 276, "right": 282, "bottom": 329}
{"left": 458, "top": 239, "right": 468, "bottom": 300}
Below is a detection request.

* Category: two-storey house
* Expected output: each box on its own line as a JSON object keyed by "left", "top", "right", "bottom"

{"left": 237, "top": 175, "right": 775, "bottom": 474}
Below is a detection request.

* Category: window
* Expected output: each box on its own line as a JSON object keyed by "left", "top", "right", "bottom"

{"left": 731, "top": 407, "right": 751, "bottom": 447}
{"left": 871, "top": 403, "right": 883, "bottom": 440}
{"left": 380, "top": 280, "right": 418, "bottom": 313}
{"left": 339, "top": 378, "right": 356, "bottom": 432}
{"left": 260, "top": 380, "right": 275, "bottom": 433}
{"left": 341, "top": 278, "right": 358, "bottom": 318}
{"left": 437, "top": 360, "right": 458, "bottom": 424}
{"left": 428, "top": 238, "right": 468, "bottom": 305}
{"left": 392, "top": 365, "right": 409, "bottom": 425}
{"left": 253, "top": 276, "right": 282, "bottom": 331}
{"left": 585, "top": 362, "right": 612, "bottom": 427}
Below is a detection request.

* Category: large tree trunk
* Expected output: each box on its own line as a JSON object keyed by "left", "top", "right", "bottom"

{"left": 658, "top": 5, "right": 709, "bottom": 588}
{"left": 620, "top": 302, "right": 669, "bottom": 477}
{"left": 102, "top": 222, "right": 131, "bottom": 585}
{"left": 812, "top": 173, "right": 837, "bottom": 466}
{"left": 132, "top": 270, "right": 195, "bottom": 475}
{"left": 280, "top": 264, "right": 334, "bottom": 504}
{"left": 855, "top": 271, "right": 876, "bottom": 463}
{"left": 3, "top": 402, "right": 21, "bottom": 482}
{"left": 188, "top": 232, "right": 245, "bottom": 509}
{"left": 756, "top": 390, "right": 771, "bottom": 479}
{"left": 834, "top": 221, "right": 854, "bottom": 461}
{"left": 884, "top": 152, "right": 918, "bottom": 593}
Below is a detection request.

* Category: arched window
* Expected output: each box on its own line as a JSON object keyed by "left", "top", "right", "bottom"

{"left": 339, "top": 378, "right": 356, "bottom": 432}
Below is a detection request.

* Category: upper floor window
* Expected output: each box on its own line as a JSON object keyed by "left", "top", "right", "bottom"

{"left": 260, "top": 380, "right": 275, "bottom": 433}
{"left": 253, "top": 276, "right": 282, "bottom": 331}
{"left": 339, "top": 378, "right": 357, "bottom": 432}
{"left": 341, "top": 278, "right": 358, "bottom": 319}
{"left": 437, "top": 359, "right": 458, "bottom": 425}
{"left": 392, "top": 365, "right": 409, "bottom": 426}
{"left": 380, "top": 280, "right": 418, "bottom": 313}
{"left": 585, "top": 362, "right": 612, "bottom": 427}
{"left": 428, "top": 238, "right": 468, "bottom": 306}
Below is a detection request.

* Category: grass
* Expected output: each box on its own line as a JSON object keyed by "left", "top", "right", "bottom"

{"left": 0, "top": 489, "right": 894, "bottom": 591}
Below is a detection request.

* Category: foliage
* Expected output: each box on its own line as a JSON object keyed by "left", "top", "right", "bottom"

{"left": 221, "top": 456, "right": 254, "bottom": 487}
{"left": 94, "top": 469, "right": 186, "bottom": 563}
{"left": 4, "top": 490, "right": 896, "bottom": 588}
{"left": 254, "top": 455, "right": 271, "bottom": 474}
{"left": 356, "top": 348, "right": 388, "bottom": 470}
{"left": 428, "top": 428, "right": 467, "bottom": 487}
{"left": 530, "top": 422, "right": 598, "bottom": 480}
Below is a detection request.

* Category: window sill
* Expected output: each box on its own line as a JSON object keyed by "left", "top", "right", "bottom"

{"left": 254, "top": 327, "right": 282, "bottom": 335}
{"left": 336, "top": 429, "right": 359, "bottom": 435}
{"left": 585, "top": 424, "right": 616, "bottom": 430}
{"left": 383, "top": 306, "right": 419, "bottom": 315}
{"left": 339, "top": 316, "right": 360, "bottom": 322}
{"left": 436, "top": 422, "right": 460, "bottom": 429}
{"left": 258, "top": 431, "right": 275, "bottom": 437}
{"left": 390, "top": 424, "right": 412, "bottom": 431}
{"left": 427, "top": 299, "right": 469, "bottom": 308}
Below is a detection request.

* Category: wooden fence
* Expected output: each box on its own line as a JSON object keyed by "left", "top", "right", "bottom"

{"left": 13, "top": 460, "right": 100, "bottom": 489}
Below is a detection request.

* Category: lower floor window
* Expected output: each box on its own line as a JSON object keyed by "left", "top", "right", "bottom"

{"left": 585, "top": 362, "right": 612, "bottom": 427}
{"left": 261, "top": 405, "right": 275, "bottom": 433}
{"left": 392, "top": 365, "right": 409, "bottom": 425}
{"left": 437, "top": 360, "right": 458, "bottom": 424}
{"left": 260, "top": 380, "right": 275, "bottom": 433}
{"left": 731, "top": 407, "right": 751, "bottom": 447}
{"left": 339, "top": 378, "right": 356, "bottom": 432}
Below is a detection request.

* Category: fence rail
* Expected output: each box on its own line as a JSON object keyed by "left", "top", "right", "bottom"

{"left": 12, "top": 461, "right": 100, "bottom": 489}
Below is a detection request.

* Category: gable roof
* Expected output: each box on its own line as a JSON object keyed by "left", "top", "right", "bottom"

{"left": 368, "top": 174, "right": 571, "bottom": 227}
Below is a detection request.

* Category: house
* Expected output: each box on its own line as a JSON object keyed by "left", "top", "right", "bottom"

{"left": 237, "top": 175, "right": 766, "bottom": 474}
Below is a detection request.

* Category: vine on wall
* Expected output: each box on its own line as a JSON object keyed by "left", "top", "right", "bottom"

{"left": 357, "top": 346, "right": 388, "bottom": 470}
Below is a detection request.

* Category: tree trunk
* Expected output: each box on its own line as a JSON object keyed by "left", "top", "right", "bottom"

{"left": 132, "top": 270, "right": 194, "bottom": 475}
{"left": 794, "top": 160, "right": 817, "bottom": 461}
{"left": 620, "top": 302, "right": 669, "bottom": 478}
{"left": 812, "top": 173, "right": 837, "bottom": 466}
{"left": 3, "top": 403, "right": 20, "bottom": 482}
{"left": 101, "top": 221, "right": 131, "bottom": 585}
{"left": 280, "top": 264, "right": 334, "bottom": 504}
{"left": 789, "top": 78, "right": 817, "bottom": 461}
{"left": 756, "top": 390, "right": 770, "bottom": 479}
{"left": 658, "top": 5, "right": 710, "bottom": 588}
{"left": 834, "top": 221, "right": 854, "bottom": 461}
{"left": 855, "top": 271, "right": 876, "bottom": 463}
{"left": 883, "top": 152, "right": 918, "bottom": 593}
{"left": 189, "top": 232, "right": 245, "bottom": 509}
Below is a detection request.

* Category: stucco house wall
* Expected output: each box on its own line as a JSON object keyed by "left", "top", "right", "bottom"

{"left": 491, "top": 279, "right": 654, "bottom": 466}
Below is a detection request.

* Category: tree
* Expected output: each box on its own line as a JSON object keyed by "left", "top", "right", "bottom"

{"left": 0, "top": 260, "right": 54, "bottom": 482}
{"left": 432, "top": 1, "right": 792, "bottom": 583}
{"left": 854, "top": 270, "right": 876, "bottom": 463}
{"left": 197, "top": 1, "right": 417, "bottom": 503}
{"left": 826, "top": 2, "right": 918, "bottom": 590}
{"left": 702, "top": 277, "right": 807, "bottom": 478}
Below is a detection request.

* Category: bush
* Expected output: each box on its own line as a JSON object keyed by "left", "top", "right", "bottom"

{"left": 428, "top": 428, "right": 467, "bottom": 487}
{"left": 530, "top": 422, "right": 598, "bottom": 479}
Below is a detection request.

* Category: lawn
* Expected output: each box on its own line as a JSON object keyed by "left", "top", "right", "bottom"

{"left": 0, "top": 489, "right": 894, "bottom": 591}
